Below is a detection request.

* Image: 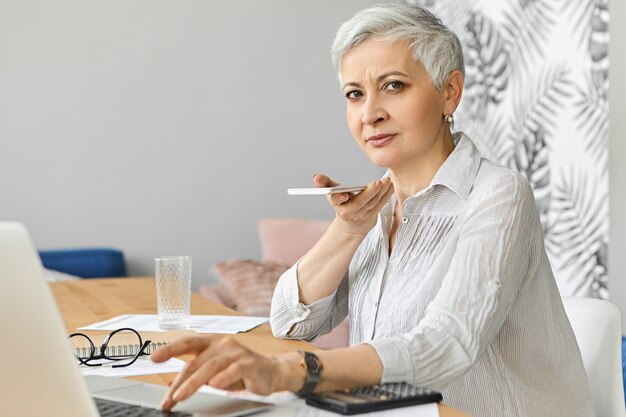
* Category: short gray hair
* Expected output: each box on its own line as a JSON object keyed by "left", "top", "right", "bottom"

{"left": 331, "top": 1, "right": 464, "bottom": 90}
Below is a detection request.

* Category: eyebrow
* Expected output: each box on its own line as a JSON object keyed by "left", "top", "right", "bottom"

{"left": 342, "top": 71, "right": 410, "bottom": 89}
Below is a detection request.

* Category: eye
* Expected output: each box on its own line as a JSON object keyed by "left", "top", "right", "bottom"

{"left": 345, "top": 90, "right": 363, "bottom": 100}
{"left": 384, "top": 81, "right": 405, "bottom": 91}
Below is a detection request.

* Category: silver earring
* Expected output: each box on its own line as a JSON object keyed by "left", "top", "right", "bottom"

{"left": 445, "top": 113, "right": 454, "bottom": 125}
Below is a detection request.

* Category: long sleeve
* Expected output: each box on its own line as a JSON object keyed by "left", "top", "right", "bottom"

{"left": 367, "top": 174, "right": 536, "bottom": 389}
{"left": 270, "top": 259, "right": 349, "bottom": 341}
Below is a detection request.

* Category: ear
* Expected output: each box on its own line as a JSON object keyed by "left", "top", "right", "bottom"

{"left": 442, "top": 69, "right": 464, "bottom": 115}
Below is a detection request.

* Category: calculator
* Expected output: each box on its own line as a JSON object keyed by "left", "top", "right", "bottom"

{"left": 305, "top": 382, "right": 443, "bottom": 415}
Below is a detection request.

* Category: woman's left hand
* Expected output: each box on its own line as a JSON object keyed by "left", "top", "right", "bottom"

{"left": 151, "top": 334, "right": 301, "bottom": 411}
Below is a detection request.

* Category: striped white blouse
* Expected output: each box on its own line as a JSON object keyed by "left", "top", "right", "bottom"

{"left": 270, "top": 132, "right": 594, "bottom": 417}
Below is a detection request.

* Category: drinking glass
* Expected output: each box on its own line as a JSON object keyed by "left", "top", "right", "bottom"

{"left": 155, "top": 256, "right": 191, "bottom": 330}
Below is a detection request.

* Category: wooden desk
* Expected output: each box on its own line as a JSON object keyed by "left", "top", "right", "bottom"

{"left": 50, "top": 277, "right": 468, "bottom": 417}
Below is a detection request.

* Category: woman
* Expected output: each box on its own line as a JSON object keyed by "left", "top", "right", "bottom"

{"left": 152, "top": 3, "right": 594, "bottom": 416}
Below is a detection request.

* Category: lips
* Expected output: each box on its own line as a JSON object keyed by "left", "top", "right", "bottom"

{"left": 366, "top": 133, "right": 396, "bottom": 147}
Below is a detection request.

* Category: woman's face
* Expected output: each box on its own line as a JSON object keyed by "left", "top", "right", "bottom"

{"left": 340, "top": 38, "right": 449, "bottom": 170}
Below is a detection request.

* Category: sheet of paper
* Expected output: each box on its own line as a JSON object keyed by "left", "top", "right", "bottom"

{"left": 199, "top": 385, "right": 298, "bottom": 405}
{"left": 78, "top": 356, "right": 185, "bottom": 378}
{"left": 197, "top": 386, "right": 440, "bottom": 417}
{"left": 367, "top": 403, "right": 439, "bottom": 417}
{"left": 79, "top": 314, "right": 268, "bottom": 334}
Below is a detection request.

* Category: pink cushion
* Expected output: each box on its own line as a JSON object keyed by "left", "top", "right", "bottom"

{"left": 258, "top": 218, "right": 331, "bottom": 265}
{"left": 213, "top": 259, "right": 289, "bottom": 317}
{"left": 207, "top": 258, "right": 349, "bottom": 349}
{"left": 198, "top": 282, "right": 237, "bottom": 310}
{"left": 311, "top": 318, "right": 350, "bottom": 349}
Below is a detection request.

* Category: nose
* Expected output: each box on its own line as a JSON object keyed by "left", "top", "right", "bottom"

{"left": 361, "top": 96, "right": 388, "bottom": 126}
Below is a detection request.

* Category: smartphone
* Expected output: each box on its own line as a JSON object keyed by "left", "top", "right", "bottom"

{"left": 287, "top": 185, "right": 367, "bottom": 196}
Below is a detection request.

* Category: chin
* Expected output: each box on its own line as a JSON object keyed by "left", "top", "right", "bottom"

{"left": 366, "top": 155, "right": 396, "bottom": 169}
{"left": 362, "top": 148, "right": 396, "bottom": 168}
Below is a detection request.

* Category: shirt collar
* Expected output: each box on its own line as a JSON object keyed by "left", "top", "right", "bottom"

{"left": 428, "top": 131, "right": 481, "bottom": 201}
{"left": 379, "top": 132, "right": 481, "bottom": 226}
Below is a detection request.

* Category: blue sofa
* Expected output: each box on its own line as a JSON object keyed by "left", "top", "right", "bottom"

{"left": 39, "top": 248, "right": 127, "bottom": 278}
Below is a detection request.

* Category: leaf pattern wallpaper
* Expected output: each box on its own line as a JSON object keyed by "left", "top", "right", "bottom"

{"left": 408, "top": 0, "right": 610, "bottom": 298}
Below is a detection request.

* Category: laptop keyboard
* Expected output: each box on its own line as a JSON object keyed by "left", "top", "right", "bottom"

{"left": 95, "top": 398, "right": 192, "bottom": 417}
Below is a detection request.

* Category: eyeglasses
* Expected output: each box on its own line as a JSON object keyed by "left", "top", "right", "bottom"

{"left": 69, "top": 327, "right": 152, "bottom": 368}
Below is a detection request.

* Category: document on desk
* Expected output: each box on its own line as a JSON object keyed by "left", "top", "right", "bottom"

{"left": 79, "top": 314, "right": 268, "bottom": 334}
{"left": 78, "top": 356, "right": 186, "bottom": 378}
{"left": 198, "top": 386, "right": 440, "bottom": 417}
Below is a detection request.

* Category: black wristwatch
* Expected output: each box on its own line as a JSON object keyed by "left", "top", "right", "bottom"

{"left": 295, "top": 350, "right": 322, "bottom": 398}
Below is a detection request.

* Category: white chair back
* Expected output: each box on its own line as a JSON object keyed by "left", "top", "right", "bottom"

{"left": 562, "top": 296, "right": 626, "bottom": 417}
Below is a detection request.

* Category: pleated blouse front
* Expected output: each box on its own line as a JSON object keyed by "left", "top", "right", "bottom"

{"left": 270, "top": 132, "right": 594, "bottom": 417}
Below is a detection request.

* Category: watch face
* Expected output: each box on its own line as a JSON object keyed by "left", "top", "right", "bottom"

{"left": 304, "top": 351, "right": 321, "bottom": 374}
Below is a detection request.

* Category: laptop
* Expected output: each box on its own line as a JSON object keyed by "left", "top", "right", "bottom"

{"left": 0, "top": 222, "right": 272, "bottom": 417}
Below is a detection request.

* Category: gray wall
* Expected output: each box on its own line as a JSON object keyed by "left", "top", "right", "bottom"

{"left": 0, "top": 0, "right": 380, "bottom": 286}
{"left": 609, "top": 0, "right": 626, "bottom": 331}
{"left": 2, "top": 0, "right": 623, "bottom": 318}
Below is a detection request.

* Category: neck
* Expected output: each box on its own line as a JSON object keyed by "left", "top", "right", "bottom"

{"left": 390, "top": 129, "right": 455, "bottom": 208}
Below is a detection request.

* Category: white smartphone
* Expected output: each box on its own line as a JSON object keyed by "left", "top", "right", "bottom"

{"left": 287, "top": 185, "right": 368, "bottom": 196}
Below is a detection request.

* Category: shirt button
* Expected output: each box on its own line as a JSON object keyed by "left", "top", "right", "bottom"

{"left": 489, "top": 279, "right": 502, "bottom": 288}
{"left": 295, "top": 303, "right": 310, "bottom": 319}
{"left": 401, "top": 217, "right": 409, "bottom": 224}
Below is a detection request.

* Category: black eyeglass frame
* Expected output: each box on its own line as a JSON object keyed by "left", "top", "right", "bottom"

{"left": 69, "top": 327, "right": 152, "bottom": 368}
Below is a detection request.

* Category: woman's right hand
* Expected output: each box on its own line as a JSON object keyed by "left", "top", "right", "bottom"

{"left": 313, "top": 174, "right": 394, "bottom": 236}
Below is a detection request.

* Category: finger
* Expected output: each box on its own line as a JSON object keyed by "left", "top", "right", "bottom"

{"left": 166, "top": 349, "right": 219, "bottom": 397}
{"left": 151, "top": 335, "right": 211, "bottom": 363}
{"left": 333, "top": 179, "right": 382, "bottom": 212}
{"left": 312, "top": 173, "right": 339, "bottom": 188}
{"left": 162, "top": 359, "right": 198, "bottom": 410}
{"left": 328, "top": 180, "right": 375, "bottom": 207}
{"left": 164, "top": 337, "right": 244, "bottom": 409}
{"left": 161, "top": 391, "right": 177, "bottom": 411}
{"left": 331, "top": 192, "right": 351, "bottom": 205}
{"left": 219, "top": 357, "right": 276, "bottom": 395}
{"left": 159, "top": 336, "right": 220, "bottom": 410}
{"left": 208, "top": 361, "right": 246, "bottom": 391}
{"left": 172, "top": 351, "right": 242, "bottom": 403}
{"left": 357, "top": 177, "right": 393, "bottom": 210}
{"left": 337, "top": 179, "right": 393, "bottom": 224}
{"left": 225, "top": 381, "right": 246, "bottom": 392}
{"left": 162, "top": 354, "right": 222, "bottom": 411}
{"left": 366, "top": 180, "right": 395, "bottom": 216}
{"left": 361, "top": 178, "right": 393, "bottom": 213}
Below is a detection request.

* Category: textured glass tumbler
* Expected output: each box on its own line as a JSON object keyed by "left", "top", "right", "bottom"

{"left": 155, "top": 256, "right": 191, "bottom": 330}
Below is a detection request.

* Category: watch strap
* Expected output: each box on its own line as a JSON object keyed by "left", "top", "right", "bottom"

{"left": 295, "top": 350, "right": 322, "bottom": 398}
